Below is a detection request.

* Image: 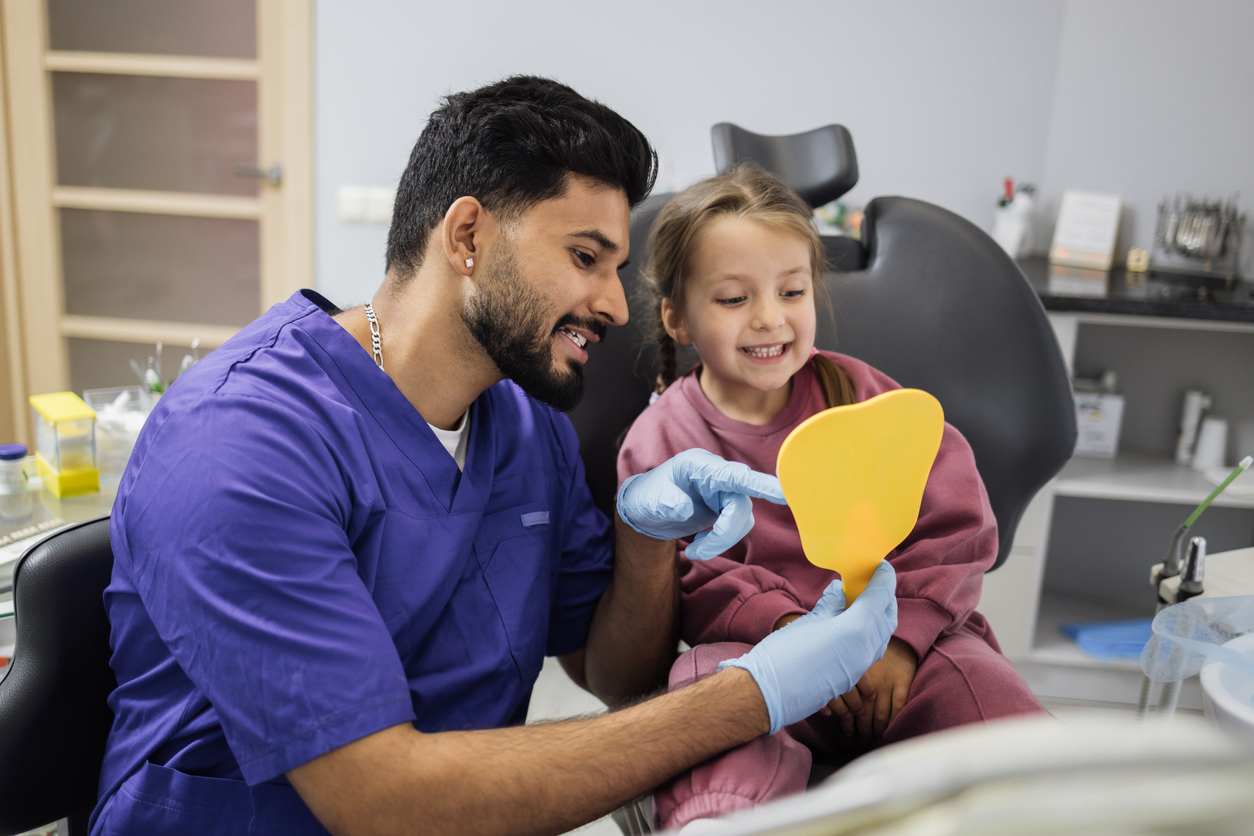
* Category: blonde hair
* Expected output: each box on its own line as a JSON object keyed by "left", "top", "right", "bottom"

{"left": 641, "top": 165, "right": 855, "bottom": 407}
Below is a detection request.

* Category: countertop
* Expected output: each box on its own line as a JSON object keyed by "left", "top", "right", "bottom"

{"left": 1, "top": 477, "right": 118, "bottom": 595}
{"left": 1018, "top": 257, "right": 1254, "bottom": 323}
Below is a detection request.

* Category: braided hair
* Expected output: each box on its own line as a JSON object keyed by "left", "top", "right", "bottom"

{"left": 655, "top": 320, "right": 681, "bottom": 394}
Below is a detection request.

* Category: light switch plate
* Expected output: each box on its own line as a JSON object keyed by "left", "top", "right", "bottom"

{"left": 364, "top": 187, "right": 395, "bottom": 225}
{"left": 337, "top": 185, "right": 395, "bottom": 224}
{"left": 337, "top": 185, "right": 368, "bottom": 222}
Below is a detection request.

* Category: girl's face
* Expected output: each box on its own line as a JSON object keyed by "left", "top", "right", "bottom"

{"left": 664, "top": 215, "right": 816, "bottom": 422}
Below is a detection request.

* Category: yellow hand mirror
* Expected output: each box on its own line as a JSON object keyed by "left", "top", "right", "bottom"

{"left": 777, "top": 389, "right": 944, "bottom": 602}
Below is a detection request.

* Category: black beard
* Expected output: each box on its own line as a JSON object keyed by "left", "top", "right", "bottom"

{"left": 461, "top": 242, "right": 604, "bottom": 413}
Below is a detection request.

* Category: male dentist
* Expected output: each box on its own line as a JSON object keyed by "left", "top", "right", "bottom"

{"left": 93, "top": 76, "right": 897, "bottom": 836}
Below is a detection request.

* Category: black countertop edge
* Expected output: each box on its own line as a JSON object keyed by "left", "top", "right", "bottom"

{"left": 1017, "top": 256, "right": 1254, "bottom": 324}
{"left": 1039, "top": 295, "right": 1254, "bottom": 323}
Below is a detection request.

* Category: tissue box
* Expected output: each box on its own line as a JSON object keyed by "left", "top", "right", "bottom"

{"left": 1074, "top": 392, "right": 1125, "bottom": 458}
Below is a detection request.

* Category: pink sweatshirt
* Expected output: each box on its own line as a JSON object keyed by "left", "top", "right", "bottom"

{"left": 617, "top": 350, "right": 1000, "bottom": 660}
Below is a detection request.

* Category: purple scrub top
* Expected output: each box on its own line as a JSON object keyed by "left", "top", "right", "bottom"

{"left": 90, "top": 291, "right": 614, "bottom": 835}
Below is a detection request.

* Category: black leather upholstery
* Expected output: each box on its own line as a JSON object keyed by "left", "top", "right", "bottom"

{"left": 826, "top": 198, "right": 1076, "bottom": 570}
{"left": 711, "top": 123, "right": 858, "bottom": 208}
{"left": 566, "top": 193, "right": 1075, "bottom": 572}
{"left": 566, "top": 192, "right": 674, "bottom": 516}
{"left": 711, "top": 122, "right": 864, "bottom": 274}
{"left": 0, "top": 517, "right": 116, "bottom": 836}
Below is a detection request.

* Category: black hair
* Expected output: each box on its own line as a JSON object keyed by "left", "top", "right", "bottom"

{"left": 385, "top": 75, "right": 657, "bottom": 280}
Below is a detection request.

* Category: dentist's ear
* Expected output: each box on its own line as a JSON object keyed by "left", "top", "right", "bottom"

{"left": 441, "top": 196, "right": 493, "bottom": 278}
{"left": 661, "top": 298, "right": 692, "bottom": 346}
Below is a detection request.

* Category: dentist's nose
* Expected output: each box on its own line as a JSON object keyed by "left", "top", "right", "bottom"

{"left": 594, "top": 273, "right": 630, "bottom": 326}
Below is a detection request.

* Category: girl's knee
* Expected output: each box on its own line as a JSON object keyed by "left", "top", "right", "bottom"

{"left": 890, "top": 641, "right": 1042, "bottom": 736}
{"left": 670, "top": 642, "right": 754, "bottom": 691}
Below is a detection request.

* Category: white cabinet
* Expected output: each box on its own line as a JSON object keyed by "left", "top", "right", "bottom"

{"left": 980, "top": 312, "right": 1254, "bottom": 707}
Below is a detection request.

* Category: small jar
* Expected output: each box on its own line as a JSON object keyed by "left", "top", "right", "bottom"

{"left": 0, "top": 443, "right": 29, "bottom": 494}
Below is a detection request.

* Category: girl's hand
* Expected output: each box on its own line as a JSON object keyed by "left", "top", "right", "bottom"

{"left": 823, "top": 679, "right": 872, "bottom": 727}
{"left": 829, "top": 637, "right": 917, "bottom": 738}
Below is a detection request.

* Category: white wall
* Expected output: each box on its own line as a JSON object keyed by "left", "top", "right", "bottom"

{"left": 1038, "top": 0, "right": 1254, "bottom": 274}
{"left": 313, "top": 0, "right": 1254, "bottom": 303}
{"left": 313, "top": 0, "right": 1065, "bottom": 304}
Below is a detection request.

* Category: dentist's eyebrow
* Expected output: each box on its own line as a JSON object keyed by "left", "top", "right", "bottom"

{"left": 571, "top": 229, "right": 620, "bottom": 252}
{"left": 570, "top": 229, "right": 630, "bottom": 270}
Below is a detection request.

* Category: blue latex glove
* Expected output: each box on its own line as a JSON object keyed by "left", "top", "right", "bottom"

{"left": 616, "top": 449, "right": 787, "bottom": 560}
{"left": 721, "top": 561, "right": 898, "bottom": 734}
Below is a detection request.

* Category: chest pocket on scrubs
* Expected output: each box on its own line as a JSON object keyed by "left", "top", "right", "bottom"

{"left": 473, "top": 504, "right": 553, "bottom": 683}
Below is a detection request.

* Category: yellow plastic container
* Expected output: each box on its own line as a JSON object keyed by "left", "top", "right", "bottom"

{"left": 30, "top": 391, "right": 99, "bottom": 497}
{"left": 777, "top": 389, "right": 944, "bottom": 602}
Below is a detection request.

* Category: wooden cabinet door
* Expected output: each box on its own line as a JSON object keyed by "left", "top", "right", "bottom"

{"left": 0, "top": 0, "right": 311, "bottom": 440}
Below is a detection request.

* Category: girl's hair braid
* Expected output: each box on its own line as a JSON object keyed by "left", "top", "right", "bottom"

{"left": 813, "top": 353, "right": 857, "bottom": 408}
{"left": 655, "top": 324, "right": 679, "bottom": 394}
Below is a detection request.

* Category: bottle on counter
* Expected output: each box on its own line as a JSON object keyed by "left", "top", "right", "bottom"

{"left": 0, "top": 443, "right": 28, "bottom": 494}
{"left": 0, "top": 442, "right": 33, "bottom": 525}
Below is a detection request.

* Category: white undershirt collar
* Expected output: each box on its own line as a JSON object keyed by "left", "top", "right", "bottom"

{"left": 427, "top": 411, "right": 470, "bottom": 471}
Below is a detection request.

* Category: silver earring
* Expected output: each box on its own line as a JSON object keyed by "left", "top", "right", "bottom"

{"left": 465, "top": 258, "right": 474, "bottom": 268}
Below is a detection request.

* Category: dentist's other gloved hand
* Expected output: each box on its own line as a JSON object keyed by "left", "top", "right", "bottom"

{"left": 616, "top": 449, "right": 787, "bottom": 560}
{"left": 721, "top": 561, "right": 898, "bottom": 734}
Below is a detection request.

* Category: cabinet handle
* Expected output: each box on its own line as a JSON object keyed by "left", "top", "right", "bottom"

{"left": 234, "top": 164, "right": 283, "bottom": 186}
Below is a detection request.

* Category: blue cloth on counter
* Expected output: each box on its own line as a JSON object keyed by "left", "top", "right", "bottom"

{"left": 92, "top": 290, "right": 614, "bottom": 835}
{"left": 1060, "top": 618, "right": 1155, "bottom": 660}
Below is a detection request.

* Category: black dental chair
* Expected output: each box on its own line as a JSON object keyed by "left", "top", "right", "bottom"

{"left": 566, "top": 123, "right": 1076, "bottom": 572}
{"left": 0, "top": 517, "right": 116, "bottom": 836}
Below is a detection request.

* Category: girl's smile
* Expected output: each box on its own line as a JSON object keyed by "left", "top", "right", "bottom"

{"left": 740, "top": 341, "right": 792, "bottom": 362}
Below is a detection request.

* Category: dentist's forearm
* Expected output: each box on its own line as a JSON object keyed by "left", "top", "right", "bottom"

{"left": 289, "top": 667, "right": 769, "bottom": 836}
{"left": 579, "top": 515, "right": 680, "bottom": 706}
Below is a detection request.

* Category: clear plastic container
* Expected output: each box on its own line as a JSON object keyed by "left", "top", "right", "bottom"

{"left": 35, "top": 412, "right": 96, "bottom": 471}
{"left": 29, "top": 391, "right": 99, "bottom": 497}
{"left": 83, "top": 386, "right": 151, "bottom": 482}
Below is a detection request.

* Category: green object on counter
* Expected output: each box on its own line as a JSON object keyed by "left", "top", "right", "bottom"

{"left": 1184, "top": 456, "right": 1253, "bottom": 529}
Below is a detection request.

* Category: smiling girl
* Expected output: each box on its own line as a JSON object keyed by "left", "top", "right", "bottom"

{"left": 617, "top": 166, "right": 1043, "bottom": 831}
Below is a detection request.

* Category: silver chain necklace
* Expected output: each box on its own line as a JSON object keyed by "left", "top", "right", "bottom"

{"left": 364, "top": 302, "right": 384, "bottom": 371}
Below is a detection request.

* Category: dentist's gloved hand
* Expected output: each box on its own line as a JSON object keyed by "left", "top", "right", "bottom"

{"left": 616, "top": 449, "right": 787, "bottom": 560}
{"left": 721, "top": 561, "right": 898, "bottom": 734}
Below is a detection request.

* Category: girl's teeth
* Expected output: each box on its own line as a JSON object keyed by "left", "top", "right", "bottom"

{"left": 744, "top": 344, "right": 784, "bottom": 358}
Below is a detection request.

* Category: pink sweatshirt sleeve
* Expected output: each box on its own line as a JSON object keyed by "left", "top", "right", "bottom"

{"left": 678, "top": 552, "right": 810, "bottom": 646}
{"left": 820, "top": 355, "right": 997, "bottom": 660}
{"left": 884, "top": 421, "right": 997, "bottom": 660}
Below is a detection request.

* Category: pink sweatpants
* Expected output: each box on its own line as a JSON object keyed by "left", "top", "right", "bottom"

{"left": 654, "top": 627, "right": 1045, "bottom": 829}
